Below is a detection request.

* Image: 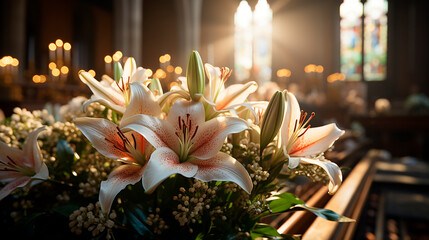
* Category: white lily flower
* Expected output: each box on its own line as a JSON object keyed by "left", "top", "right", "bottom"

{"left": 121, "top": 99, "right": 253, "bottom": 194}
{"left": 79, "top": 57, "right": 148, "bottom": 114}
{"left": 281, "top": 92, "right": 344, "bottom": 194}
{"left": 74, "top": 82, "right": 160, "bottom": 213}
{"left": 0, "top": 127, "right": 49, "bottom": 200}
{"left": 204, "top": 64, "right": 257, "bottom": 115}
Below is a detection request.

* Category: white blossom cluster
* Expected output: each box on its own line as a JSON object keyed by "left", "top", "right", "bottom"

{"left": 9, "top": 199, "right": 34, "bottom": 222}
{"left": 75, "top": 151, "right": 119, "bottom": 198}
{"left": 59, "top": 97, "right": 106, "bottom": 122}
{"left": 69, "top": 202, "right": 116, "bottom": 239}
{"left": 172, "top": 180, "right": 219, "bottom": 232}
{"left": 146, "top": 208, "right": 169, "bottom": 235}
{"left": 237, "top": 139, "right": 270, "bottom": 186}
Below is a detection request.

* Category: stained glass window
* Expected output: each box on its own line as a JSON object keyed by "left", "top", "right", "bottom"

{"left": 340, "top": 0, "right": 363, "bottom": 81}
{"left": 364, "top": 0, "right": 388, "bottom": 81}
{"left": 340, "top": 0, "right": 388, "bottom": 81}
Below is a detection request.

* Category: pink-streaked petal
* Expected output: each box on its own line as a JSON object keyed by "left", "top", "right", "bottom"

{"left": 192, "top": 152, "right": 253, "bottom": 194}
{"left": 74, "top": 118, "right": 130, "bottom": 160}
{"left": 79, "top": 71, "right": 125, "bottom": 107}
{"left": 122, "top": 57, "right": 137, "bottom": 81}
{"left": 143, "top": 147, "right": 197, "bottom": 193}
{"left": 215, "top": 82, "right": 258, "bottom": 111}
{"left": 0, "top": 176, "right": 30, "bottom": 200}
{"left": 122, "top": 82, "right": 162, "bottom": 121}
{"left": 0, "top": 171, "right": 22, "bottom": 183}
{"left": 99, "top": 164, "right": 145, "bottom": 213}
{"left": 281, "top": 92, "right": 301, "bottom": 149}
{"left": 0, "top": 140, "right": 24, "bottom": 165}
{"left": 166, "top": 100, "right": 205, "bottom": 127}
{"left": 82, "top": 96, "right": 126, "bottom": 114}
{"left": 191, "top": 117, "right": 249, "bottom": 159}
{"left": 300, "top": 158, "right": 342, "bottom": 194}
{"left": 289, "top": 123, "right": 344, "bottom": 157}
{"left": 121, "top": 114, "right": 180, "bottom": 153}
{"left": 204, "top": 63, "right": 222, "bottom": 101}
{"left": 23, "top": 126, "right": 47, "bottom": 171}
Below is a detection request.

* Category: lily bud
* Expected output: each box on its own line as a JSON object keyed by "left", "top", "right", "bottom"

{"left": 186, "top": 51, "right": 205, "bottom": 101}
{"left": 149, "top": 78, "right": 164, "bottom": 97}
{"left": 260, "top": 91, "right": 285, "bottom": 152}
{"left": 114, "top": 61, "right": 123, "bottom": 82}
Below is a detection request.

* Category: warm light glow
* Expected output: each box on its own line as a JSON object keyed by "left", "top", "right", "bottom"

{"left": 49, "top": 43, "right": 57, "bottom": 51}
{"left": 88, "top": 69, "right": 96, "bottom": 77}
{"left": 164, "top": 54, "right": 171, "bottom": 62}
{"left": 145, "top": 69, "right": 153, "bottom": 77}
{"left": 159, "top": 55, "right": 166, "bottom": 63}
{"left": 49, "top": 62, "right": 57, "bottom": 70}
{"left": 0, "top": 61, "right": 5, "bottom": 67}
{"left": 113, "top": 51, "right": 123, "bottom": 62}
{"left": 304, "top": 64, "right": 317, "bottom": 73}
{"left": 104, "top": 55, "right": 112, "bottom": 63}
{"left": 32, "top": 75, "right": 41, "bottom": 83}
{"left": 276, "top": 68, "right": 291, "bottom": 77}
{"left": 61, "top": 66, "right": 69, "bottom": 74}
{"left": 365, "top": 0, "right": 388, "bottom": 19}
{"left": 166, "top": 65, "right": 174, "bottom": 73}
{"left": 55, "top": 39, "right": 64, "bottom": 47}
{"left": 40, "top": 75, "right": 47, "bottom": 83}
{"left": 11, "top": 58, "right": 19, "bottom": 67}
{"left": 315, "top": 65, "right": 324, "bottom": 73}
{"left": 52, "top": 68, "right": 60, "bottom": 77}
{"left": 3, "top": 56, "right": 12, "bottom": 65}
{"left": 327, "top": 73, "right": 346, "bottom": 83}
{"left": 174, "top": 66, "right": 183, "bottom": 75}
{"left": 64, "top": 42, "right": 72, "bottom": 51}
{"left": 154, "top": 69, "right": 166, "bottom": 79}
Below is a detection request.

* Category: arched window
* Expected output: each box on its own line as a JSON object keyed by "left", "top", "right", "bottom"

{"left": 234, "top": 0, "right": 272, "bottom": 83}
{"left": 340, "top": 0, "right": 388, "bottom": 81}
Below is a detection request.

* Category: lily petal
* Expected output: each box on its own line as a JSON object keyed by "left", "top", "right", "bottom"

{"left": 287, "top": 156, "right": 301, "bottom": 169}
{"left": 82, "top": 95, "right": 126, "bottom": 114}
{"left": 0, "top": 176, "right": 30, "bottom": 200}
{"left": 131, "top": 67, "right": 148, "bottom": 83}
{"left": 0, "top": 141, "right": 24, "bottom": 166}
{"left": 122, "top": 82, "right": 162, "bottom": 121}
{"left": 204, "top": 63, "right": 222, "bottom": 102}
{"left": 121, "top": 114, "right": 180, "bottom": 153}
{"left": 143, "top": 147, "right": 197, "bottom": 193}
{"left": 28, "top": 163, "right": 49, "bottom": 187}
{"left": 191, "top": 117, "right": 249, "bottom": 159}
{"left": 122, "top": 57, "right": 137, "bottom": 81}
{"left": 74, "top": 117, "right": 131, "bottom": 160}
{"left": 192, "top": 152, "right": 253, "bottom": 194}
{"left": 99, "top": 164, "right": 145, "bottom": 213}
{"left": 23, "top": 126, "right": 47, "bottom": 171}
{"left": 166, "top": 100, "right": 205, "bottom": 127}
{"left": 300, "top": 158, "right": 342, "bottom": 194}
{"left": 215, "top": 82, "right": 258, "bottom": 111}
{"left": 281, "top": 91, "right": 302, "bottom": 149}
{"left": 289, "top": 123, "right": 344, "bottom": 157}
{"left": 79, "top": 71, "right": 125, "bottom": 108}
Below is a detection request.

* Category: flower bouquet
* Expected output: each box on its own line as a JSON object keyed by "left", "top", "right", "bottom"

{"left": 0, "top": 51, "right": 352, "bottom": 239}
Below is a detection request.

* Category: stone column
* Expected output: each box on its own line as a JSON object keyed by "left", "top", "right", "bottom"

{"left": 113, "top": 0, "right": 143, "bottom": 64}
{"left": 174, "top": 0, "right": 203, "bottom": 68}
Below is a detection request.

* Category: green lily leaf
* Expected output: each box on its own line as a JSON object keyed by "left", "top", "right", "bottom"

{"left": 250, "top": 223, "right": 282, "bottom": 239}
{"left": 123, "top": 203, "right": 153, "bottom": 237}
{"left": 292, "top": 204, "right": 355, "bottom": 222}
{"left": 268, "top": 193, "right": 304, "bottom": 214}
